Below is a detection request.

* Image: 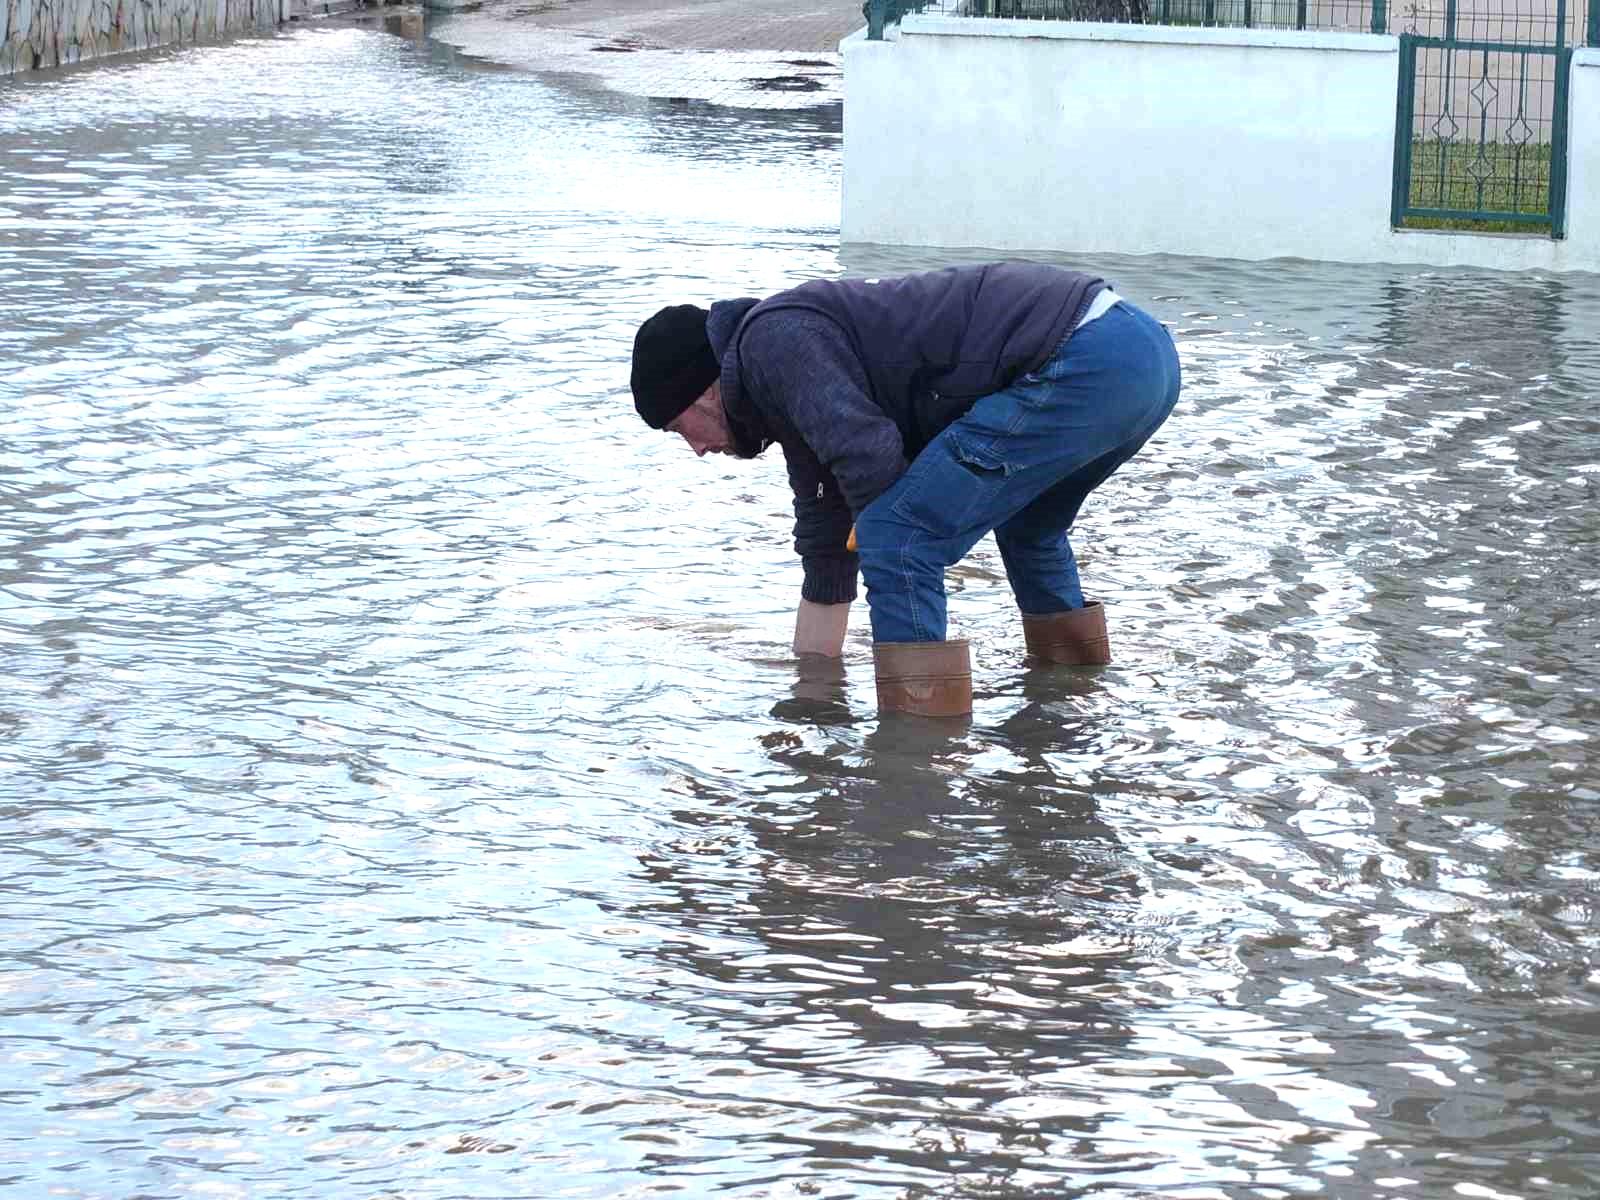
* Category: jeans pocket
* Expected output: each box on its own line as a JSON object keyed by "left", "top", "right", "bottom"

{"left": 889, "top": 431, "right": 1014, "bottom": 540}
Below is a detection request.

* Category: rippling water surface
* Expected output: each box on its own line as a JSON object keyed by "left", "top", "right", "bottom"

{"left": 4, "top": 23, "right": 1600, "bottom": 1200}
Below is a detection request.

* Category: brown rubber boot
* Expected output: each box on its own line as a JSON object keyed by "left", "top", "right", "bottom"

{"left": 873, "top": 640, "right": 972, "bottom": 717}
{"left": 1021, "top": 602, "right": 1111, "bottom": 665}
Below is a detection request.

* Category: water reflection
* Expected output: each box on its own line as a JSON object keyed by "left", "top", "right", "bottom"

{"left": 608, "top": 659, "right": 1138, "bottom": 1192}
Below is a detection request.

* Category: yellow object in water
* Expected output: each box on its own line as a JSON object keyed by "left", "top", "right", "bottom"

{"left": 846, "top": 525, "right": 857, "bottom": 552}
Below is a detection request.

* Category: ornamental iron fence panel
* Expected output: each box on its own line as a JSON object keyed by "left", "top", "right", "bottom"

{"left": 1391, "top": 0, "right": 1584, "bottom": 233}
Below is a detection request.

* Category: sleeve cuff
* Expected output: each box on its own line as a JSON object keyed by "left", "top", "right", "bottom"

{"left": 801, "top": 554, "right": 858, "bottom": 604}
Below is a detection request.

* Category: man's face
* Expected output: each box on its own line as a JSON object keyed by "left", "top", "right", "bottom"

{"left": 666, "top": 382, "right": 731, "bottom": 457}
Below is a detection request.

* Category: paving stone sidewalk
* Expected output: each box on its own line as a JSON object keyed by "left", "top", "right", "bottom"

{"left": 423, "top": 0, "right": 865, "bottom": 107}
{"left": 494, "top": 0, "right": 864, "bottom": 51}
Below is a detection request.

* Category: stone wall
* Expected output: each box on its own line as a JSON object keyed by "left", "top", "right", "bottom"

{"left": 1, "top": 0, "right": 286, "bottom": 75}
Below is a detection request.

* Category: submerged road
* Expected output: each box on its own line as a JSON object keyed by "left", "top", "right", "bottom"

{"left": 8, "top": 15, "right": 1600, "bottom": 1199}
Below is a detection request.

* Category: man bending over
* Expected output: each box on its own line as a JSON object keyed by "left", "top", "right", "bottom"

{"left": 628, "top": 261, "right": 1181, "bottom": 717}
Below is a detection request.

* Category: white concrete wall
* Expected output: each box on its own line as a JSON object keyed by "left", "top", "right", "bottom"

{"left": 1569, "top": 50, "right": 1600, "bottom": 251}
{"left": 843, "top": 17, "right": 1600, "bottom": 274}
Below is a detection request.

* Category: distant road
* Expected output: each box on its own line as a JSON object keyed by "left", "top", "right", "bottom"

{"left": 488, "top": 0, "right": 866, "bottom": 51}
{"left": 423, "top": 0, "right": 862, "bottom": 106}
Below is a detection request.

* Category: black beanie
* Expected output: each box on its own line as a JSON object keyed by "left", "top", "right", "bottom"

{"left": 630, "top": 304, "right": 719, "bottom": 429}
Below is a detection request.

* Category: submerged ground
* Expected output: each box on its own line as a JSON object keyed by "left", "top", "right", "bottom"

{"left": 2, "top": 14, "right": 1600, "bottom": 1199}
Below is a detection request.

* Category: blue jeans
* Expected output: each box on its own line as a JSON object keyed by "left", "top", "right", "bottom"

{"left": 854, "top": 301, "right": 1180, "bottom": 644}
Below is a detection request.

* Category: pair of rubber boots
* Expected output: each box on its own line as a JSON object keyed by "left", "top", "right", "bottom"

{"left": 873, "top": 602, "right": 1111, "bottom": 718}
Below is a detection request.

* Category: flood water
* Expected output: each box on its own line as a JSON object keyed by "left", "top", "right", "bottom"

{"left": 3, "top": 21, "right": 1600, "bottom": 1200}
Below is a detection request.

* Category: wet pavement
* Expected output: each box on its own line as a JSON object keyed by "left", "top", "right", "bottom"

{"left": 4, "top": 18, "right": 1600, "bottom": 1200}
{"left": 469, "top": 0, "right": 863, "bottom": 51}
{"left": 416, "top": 0, "right": 857, "bottom": 107}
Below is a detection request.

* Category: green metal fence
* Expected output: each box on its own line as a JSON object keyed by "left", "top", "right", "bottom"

{"left": 866, "top": 0, "right": 1593, "bottom": 38}
{"left": 865, "top": 0, "right": 1392, "bottom": 34}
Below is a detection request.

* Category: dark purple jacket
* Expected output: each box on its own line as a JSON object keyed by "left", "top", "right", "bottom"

{"left": 705, "top": 262, "right": 1105, "bottom": 603}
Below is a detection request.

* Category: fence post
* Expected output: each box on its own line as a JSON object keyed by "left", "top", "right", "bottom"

{"left": 1392, "top": 37, "right": 1416, "bottom": 226}
{"left": 1371, "top": 0, "right": 1387, "bottom": 33}
{"left": 868, "top": 0, "right": 886, "bottom": 39}
{"left": 1552, "top": 48, "right": 1571, "bottom": 235}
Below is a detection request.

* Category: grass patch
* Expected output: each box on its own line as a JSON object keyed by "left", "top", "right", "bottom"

{"left": 1400, "top": 138, "right": 1554, "bottom": 232}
